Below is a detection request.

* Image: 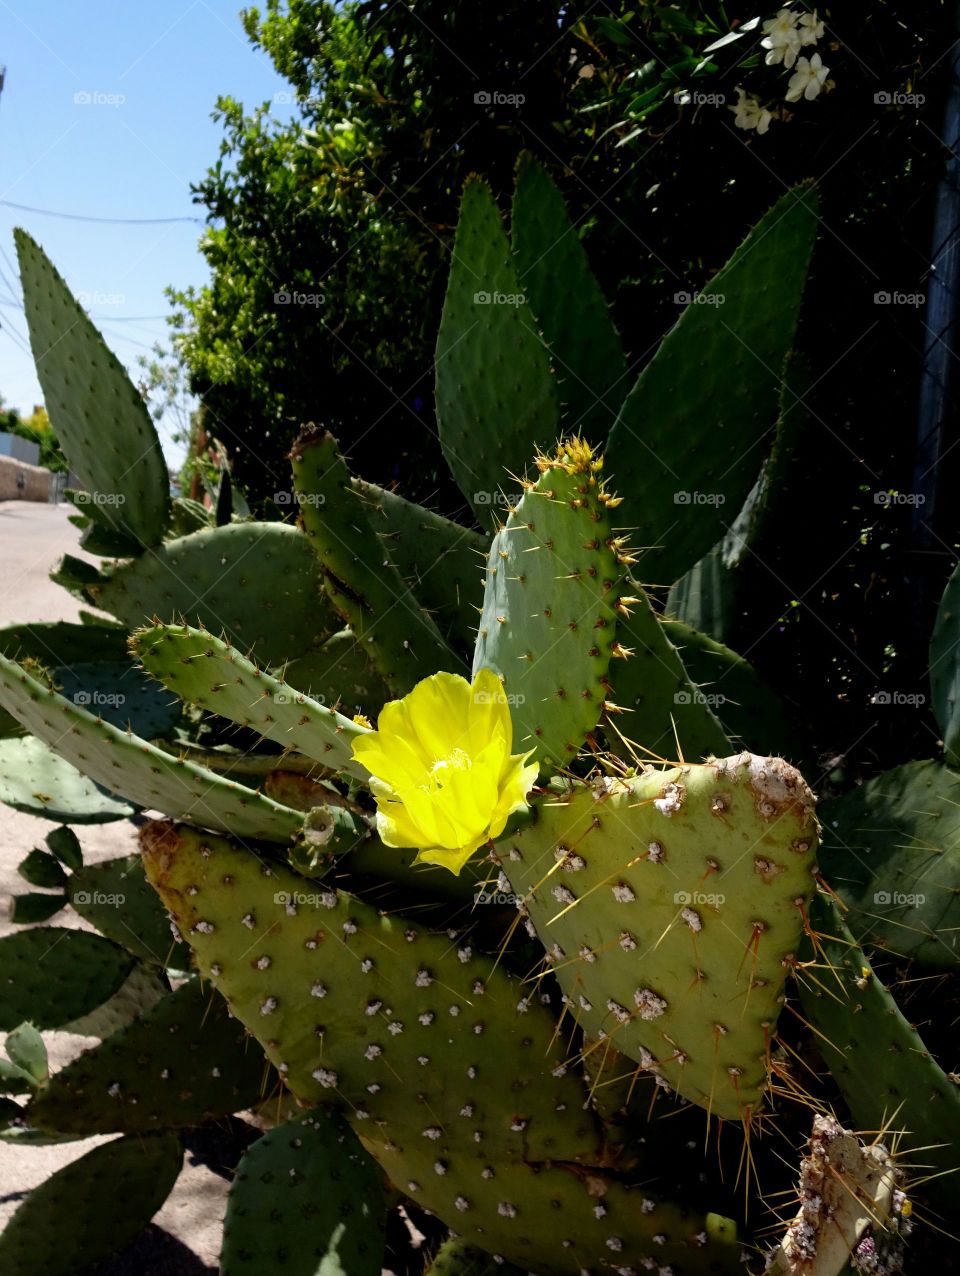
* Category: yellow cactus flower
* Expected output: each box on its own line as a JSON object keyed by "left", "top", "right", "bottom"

{"left": 351, "top": 667, "right": 538, "bottom": 875}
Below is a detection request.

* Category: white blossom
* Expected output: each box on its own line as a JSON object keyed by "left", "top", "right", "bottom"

{"left": 762, "top": 9, "right": 802, "bottom": 69}
{"left": 731, "top": 89, "right": 773, "bottom": 135}
{"left": 786, "top": 53, "right": 829, "bottom": 102}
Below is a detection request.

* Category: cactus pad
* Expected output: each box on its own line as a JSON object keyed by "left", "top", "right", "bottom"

{"left": 0, "top": 650, "right": 303, "bottom": 840}
{"left": 140, "top": 820, "right": 602, "bottom": 1165}
{"left": 132, "top": 622, "right": 370, "bottom": 777}
{"left": 473, "top": 441, "right": 623, "bottom": 768}
{"left": 0, "top": 929, "right": 134, "bottom": 1030}
{"left": 14, "top": 229, "right": 171, "bottom": 547}
{"left": 69, "top": 853, "right": 192, "bottom": 968}
{"left": 506, "top": 755, "right": 819, "bottom": 1119}
{"left": 435, "top": 177, "right": 559, "bottom": 529}
{"left": 0, "top": 1131, "right": 182, "bottom": 1275}
{"left": 283, "top": 628, "right": 390, "bottom": 719}
{"left": 221, "top": 1110, "right": 385, "bottom": 1275}
{"left": 0, "top": 736, "right": 134, "bottom": 822}
{"left": 94, "top": 522, "right": 329, "bottom": 666}
{"left": 28, "top": 978, "right": 271, "bottom": 1134}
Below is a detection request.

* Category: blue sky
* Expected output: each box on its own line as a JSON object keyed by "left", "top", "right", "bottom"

{"left": 0, "top": 0, "right": 293, "bottom": 461}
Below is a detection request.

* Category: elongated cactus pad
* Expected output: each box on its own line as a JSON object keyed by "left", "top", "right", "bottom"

{"left": 291, "top": 427, "right": 465, "bottom": 693}
{"left": 606, "top": 184, "right": 818, "bottom": 586}
{"left": 473, "top": 440, "right": 624, "bottom": 768}
{"left": 435, "top": 177, "right": 559, "bottom": 529}
{"left": 0, "top": 736, "right": 134, "bottom": 823}
{"left": 0, "top": 650, "right": 303, "bottom": 841}
{"left": 506, "top": 755, "right": 819, "bottom": 1119}
{"left": 14, "top": 229, "right": 171, "bottom": 547}
{"left": 132, "top": 622, "right": 369, "bottom": 778}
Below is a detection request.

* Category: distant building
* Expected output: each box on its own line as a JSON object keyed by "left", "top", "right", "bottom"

{"left": 0, "top": 431, "right": 40, "bottom": 466}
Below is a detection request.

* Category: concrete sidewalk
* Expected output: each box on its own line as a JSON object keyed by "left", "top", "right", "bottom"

{"left": 0, "top": 501, "right": 226, "bottom": 1273}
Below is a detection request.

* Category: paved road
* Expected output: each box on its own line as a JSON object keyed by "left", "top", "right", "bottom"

{"left": 0, "top": 501, "right": 226, "bottom": 1273}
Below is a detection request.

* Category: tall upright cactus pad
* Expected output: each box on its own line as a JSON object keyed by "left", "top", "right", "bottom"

{"left": 291, "top": 428, "right": 465, "bottom": 693}
{"left": 0, "top": 1132, "right": 182, "bottom": 1276}
{"left": 798, "top": 895, "right": 960, "bottom": 1214}
{"left": 506, "top": 755, "right": 819, "bottom": 1120}
{"left": 605, "top": 591, "right": 730, "bottom": 764}
{"left": 14, "top": 230, "right": 170, "bottom": 547}
{"left": 221, "top": 1112, "right": 385, "bottom": 1276}
{"left": 929, "top": 561, "right": 960, "bottom": 764}
{"left": 131, "top": 622, "right": 370, "bottom": 778}
{"left": 365, "top": 1142, "right": 741, "bottom": 1276}
{"left": 93, "top": 522, "right": 331, "bottom": 667}
{"left": 140, "top": 821, "right": 602, "bottom": 1166}
{"left": 606, "top": 184, "right": 818, "bottom": 585}
{"left": 435, "top": 177, "right": 559, "bottom": 529}
{"left": 351, "top": 477, "right": 488, "bottom": 654}
{"left": 28, "top": 979, "right": 271, "bottom": 1134}
{"left": 820, "top": 760, "right": 960, "bottom": 967}
{"left": 512, "top": 152, "right": 627, "bottom": 441}
{"left": 0, "top": 651, "right": 303, "bottom": 841}
{"left": 473, "top": 440, "right": 625, "bottom": 768}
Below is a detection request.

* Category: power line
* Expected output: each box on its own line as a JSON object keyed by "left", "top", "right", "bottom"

{"left": 0, "top": 198, "right": 201, "bottom": 225}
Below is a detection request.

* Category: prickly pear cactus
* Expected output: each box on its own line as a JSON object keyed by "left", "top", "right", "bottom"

{"left": 506, "top": 755, "right": 819, "bottom": 1119}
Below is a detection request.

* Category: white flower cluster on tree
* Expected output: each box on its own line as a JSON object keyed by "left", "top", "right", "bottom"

{"left": 731, "top": 6, "right": 831, "bottom": 135}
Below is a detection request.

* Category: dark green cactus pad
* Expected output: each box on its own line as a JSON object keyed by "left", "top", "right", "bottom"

{"left": 472, "top": 442, "right": 622, "bottom": 769}
{"left": 506, "top": 755, "right": 819, "bottom": 1120}
{"left": 665, "top": 542, "right": 736, "bottom": 646}
{"left": 45, "top": 824, "right": 83, "bottom": 869}
{"left": 170, "top": 494, "right": 213, "bottom": 535}
{"left": 283, "top": 628, "right": 391, "bottom": 719}
{"left": 427, "top": 1238, "right": 526, "bottom": 1275}
{"left": 14, "top": 229, "right": 171, "bottom": 547}
{"left": 660, "top": 620, "right": 797, "bottom": 760}
{"left": 512, "top": 152, "right": 627, "bottom": 443}
{"left": 605, "top": 591, "right": 730, "bottom": 764}
{"left": 369, "top": 1140, "right": 740, "bottom": 1276}
{"left": 0, "top": 929, "right": 134, "bottom": 1030}
{"left": 132, "top": 622, "right": 369, "bottom": 777}
{"left": 0, "top": 620, "right": 128, "bottom": 737}
{"left": 290, "top": 428, "right": 464, "bottom": 693}
{"left": 140, "top": 820, "right": 602, "bottom": 1165}
{"left": 49, "top": 551, "right": 107, "bottom": 604}
{"left": 0, "top": 1130, "right": 182, "bottom": 1275}
{"left": 17, "top": 849, "right": 68, "bottom": 889}
{"left": 930, "top": 562, "right": 960, "bottom": 764}
{"left": 606, "top": 184, "right": 818, "bottom": 586}
{"left": 69, "top": 853, "right": 192, "bottom": 968}
{"left": 799, "top": 894, "right": 960, "bottom": 1214}
{"left": 60, "top": 962, "right": 167, "bottom": 1038}
{"left": 0, "top": 735, "right": 135, "bottom": 822}
{"left": 51, "top": 659, "right": 181, "bottom": 738}
{"left": 7, "top": 890, "right": 66, "bottom": 923}
{"left": 221, "top": 1110, "right": 386, "bottom": 1276}
{"left": 435, "top": 177, "right": 559, "bottom": 529}
{"left": 28, "top": 977, "right": 271, "bottom": 1134}
{"left": 94, "top": 521, "right": 329, "bottom": 666}
{"left": 0, "top": 650, "right": 303, "bottom": 841}
{"left": 819, "top": 760, "right": 960, "bottom": 967}
{"left": 351, "top": 477, "right": 487, "bottom": 654}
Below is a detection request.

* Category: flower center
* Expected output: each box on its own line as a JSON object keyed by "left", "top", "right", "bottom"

{"left": 425, "top": 748, "right": 472, "bottom": 792}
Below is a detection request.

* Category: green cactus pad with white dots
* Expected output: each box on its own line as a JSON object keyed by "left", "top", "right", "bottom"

{"left": 140, "top": 819, "right": 602, "bottom": 1166}
{"left": 0, "top": 650, "right": 303, "bottom": 841}
{"left": 506, "top": 754, "right": 819, "bottom": 1120}
{"left": 473, "top": 441, "right": 623, "bottom": 769}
